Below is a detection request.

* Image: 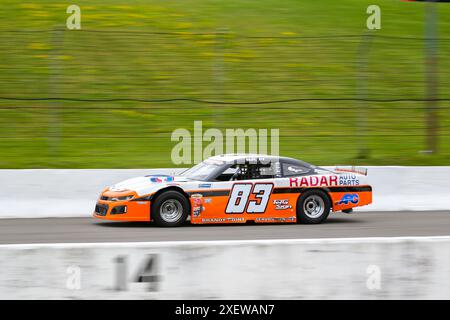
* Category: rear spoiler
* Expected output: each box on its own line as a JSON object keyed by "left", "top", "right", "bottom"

{"left": 334, "top": 166, "right": 368, "bottom": 176}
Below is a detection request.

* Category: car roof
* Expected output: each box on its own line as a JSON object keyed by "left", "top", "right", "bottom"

{"left": 207, "top": 153, "right": 303, "bottom": 164}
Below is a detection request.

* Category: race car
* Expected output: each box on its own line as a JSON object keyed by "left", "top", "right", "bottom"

{"left": 93, "top": 154, "right": 372, "bottom": 226}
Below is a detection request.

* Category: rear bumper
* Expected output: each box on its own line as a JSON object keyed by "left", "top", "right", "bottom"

{"left": 330, "top": 186, "right": 372, "bottom": 212}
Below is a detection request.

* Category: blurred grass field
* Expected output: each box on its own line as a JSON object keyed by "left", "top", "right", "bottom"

{"left": 0, "top": 0, "right": 450, "bottom": 168}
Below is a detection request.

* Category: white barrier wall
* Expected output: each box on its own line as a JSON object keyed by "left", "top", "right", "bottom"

{"left": 0, "top": 169, "right": 180, "bottom": 218}
{"left": 0, "top": 237, "right": 449, "bottom": 299}
{"left": 0, "top": 167, "right": 449, "bottom": 218}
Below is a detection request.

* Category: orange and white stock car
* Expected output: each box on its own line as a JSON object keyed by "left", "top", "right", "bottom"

{"left": 94, "top": 154, "right": 372, "bottom": 226}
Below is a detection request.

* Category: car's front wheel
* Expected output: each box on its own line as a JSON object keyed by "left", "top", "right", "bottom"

{"left": 296, "top": 189, "right": 331, "bottom": 224}
{"left": 151, "top": 190, "right": 189, "bottom": 227}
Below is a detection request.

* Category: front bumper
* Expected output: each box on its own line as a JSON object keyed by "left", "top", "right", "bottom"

{"left": 93, "top": 199, "right": 151, "bottom": 222}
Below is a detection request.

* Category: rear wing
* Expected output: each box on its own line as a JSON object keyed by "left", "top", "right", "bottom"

{"left": 334, "top": 166, "right": 368, "bottom": 176}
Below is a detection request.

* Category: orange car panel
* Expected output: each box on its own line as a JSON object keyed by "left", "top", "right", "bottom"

{"left": 94, "top": 198, "right": 151, "bottom": 221}
{"left": 189, "top": 185, "right": 372, "bottom": 224}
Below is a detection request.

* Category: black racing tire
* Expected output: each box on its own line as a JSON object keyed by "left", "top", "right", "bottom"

{"left": 151, "top": 190, "right": 189, "bottom": 227}
{"left": 296, "top": 189, "right": 331, "bottom": 224}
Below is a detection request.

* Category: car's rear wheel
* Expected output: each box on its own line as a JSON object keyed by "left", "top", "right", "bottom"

{"left": 151, "top": 191, "right": 189, "bottom": 227}
{"left": 296, "top": 189, "right": 331, "bottom": 224}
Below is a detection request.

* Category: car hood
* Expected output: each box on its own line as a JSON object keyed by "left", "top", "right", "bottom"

{"left": 109, "top": 175, "right": 193, "bottom": 195}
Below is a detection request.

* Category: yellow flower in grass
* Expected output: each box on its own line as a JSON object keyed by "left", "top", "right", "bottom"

{"left": 194, "top": 40, "right": 216, "bottom": 47}
{"left": 200, "top": 52, "right": 216, "bottom": 57}
{"left": 257, "top": 38, "right": 275, "bottom": 45}
{"left": 175, "top": 22, "right": 193, "bottom": 29}
{"left": 111, "top": 110, "right": 155, "bottom": 120}
{"left": 19, "top": 3, "right": 42, "bottom": 9}
{"left": 32, "top": 11, "right": 50, "bottom": 17}
{"left": 57, "top": 55, "right": 72, "bottom": 60}
{"left": 127, "top": 13, "right": 147, "bottom": 19}
{"left": 285, "top": 63, "right": 301, "bottom": 68}
{"left": 113, "top": 5, "right": 133, "bottom": 10}
{"left": 50, "top": 4, "right": 70, "bottom": 9}
{"left": 29, "top": 43, "right": 51, "bottom": 50}
{"left": 281, "top": 31, "right": 297, "bottom": 36}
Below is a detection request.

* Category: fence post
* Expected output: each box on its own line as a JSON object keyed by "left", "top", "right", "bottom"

{"left": 213, "top": 28, "right": 228, "bottom": 127}
{"left": 48, "top": 26, "right": 64, "bottom": 163}
{"left": 356, "top": 32, "right": 373, "bottom": 160}
{"left": 425, "top": 1, "right": 439, "bottom": 154}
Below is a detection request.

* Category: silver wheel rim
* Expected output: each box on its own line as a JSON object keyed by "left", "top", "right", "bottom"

{"left": 160, "top": 199, "right": 183, "bottom": 223}
{"left": 303, "top": 195, "right": 325, "bottom": 218}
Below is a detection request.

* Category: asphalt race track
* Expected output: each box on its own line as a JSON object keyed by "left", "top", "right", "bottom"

{"left": 0, "top": 211, "right": 448, "bottom": 244}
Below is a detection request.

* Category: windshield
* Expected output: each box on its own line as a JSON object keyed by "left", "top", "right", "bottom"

{"left": 180, "top": 160, "right": 224, "bottom": 181}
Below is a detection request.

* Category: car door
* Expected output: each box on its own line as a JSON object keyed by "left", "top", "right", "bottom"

{"left": 220, "top": 160, "right": 295, "bottom": 223}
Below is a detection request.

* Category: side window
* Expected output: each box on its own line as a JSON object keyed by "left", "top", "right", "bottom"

{"left": 213, "top": 161, "right": 281, "bottom": 181}
{"left": 214, "top": 166, "right": 239, "bottom": 181}
{"left": 232, "top": 163, "right": 277, "bottom": 180}
{"left": 282, "top": 162, "right": 311, "bottom": 176}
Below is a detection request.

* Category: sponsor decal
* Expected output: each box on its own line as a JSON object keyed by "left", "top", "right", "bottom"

{"left": 204, "top": 198, "right": 212, "bottom": 204}
{"left": 148, "top": 175, "right": 174, "bottom": 183}
{"left": 339, "top": 174, "right": 360, "bottom": 186}
{"left": 193, "top": 206, "right": 202, "bottom": 217}
{"left": 255, "top": 217, "right": 296, "bottom": 223}
{"left": 191, "top": 193, "right": 204, "bottom": 217}
{"left": 336, "top": 193, "right": 359, "bottom": 205}
{"left": 201, "top": 217, "right": 245, "bottom": 223}
{"left": 289, "top": 175, "right": 338, "bottom": 187}
{"left": 273, "top": 199, "right": 292, "bottom": 210}
{"left": 289, "top": 175, "right": 361, "bottom": 187}
{"left": 198, "top": 183, "right": 212, "bottom": 188}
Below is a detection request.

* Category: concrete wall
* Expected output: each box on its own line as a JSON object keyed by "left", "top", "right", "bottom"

{"left": 0, "top": 169, "right": 178, "bottom": 218}
{"left": 0, "top": 236, "right": 449, "bottom": 299}
{"left": 1, "top": 167, "right": 449, "bottom": 218}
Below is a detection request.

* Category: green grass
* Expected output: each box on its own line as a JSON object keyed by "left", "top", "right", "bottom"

{"left": 0, "top": 0, "right": 450, "bottom": 168}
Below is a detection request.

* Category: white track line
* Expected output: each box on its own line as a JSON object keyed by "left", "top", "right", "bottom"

{"left": 1, "top": 235, "right": 450, "bottom": 249}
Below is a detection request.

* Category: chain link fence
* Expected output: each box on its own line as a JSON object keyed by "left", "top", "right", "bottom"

{"left": 0, "top": 29, "right": 449, "bottom": 167}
